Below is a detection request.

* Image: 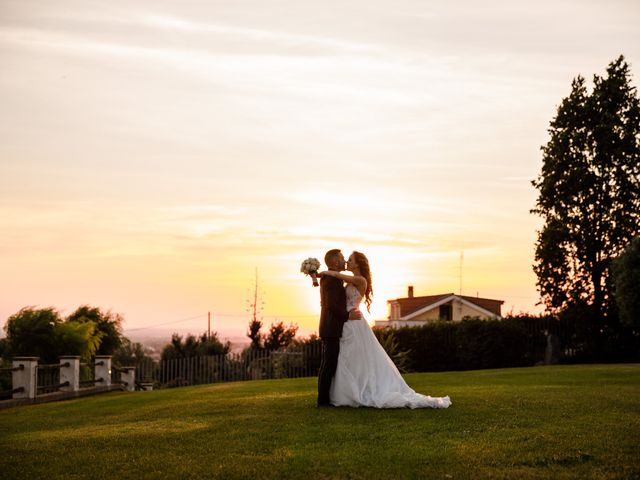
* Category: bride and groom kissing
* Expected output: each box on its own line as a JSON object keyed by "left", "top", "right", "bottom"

{"left": 315, "top": 249, "right": 451, "bottom": 409}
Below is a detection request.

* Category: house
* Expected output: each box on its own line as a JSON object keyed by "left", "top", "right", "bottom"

{"left": 374, "top": 286, "right": 504, "bottom": 328}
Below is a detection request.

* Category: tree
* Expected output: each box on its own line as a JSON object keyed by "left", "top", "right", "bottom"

{"left": 246, "top": 269, "right": 265, "bottom": 350}
{"left": 3, "top": 307, "right": 63, "bottom": 362}
{"left": 611, "top": 236, "right": 640, "bottom": 328}
{"left": 66, "top": 305, "right": 123, "bottom": 355}
{"left": 161, "top": 333, "right": 198, "bottom": 361}
{"left": 531, "top": 55, "right": 640, "bottom": 318}
{"left": 3, "top": 307, "right": 103, "bottom": 363}
{"left": 161, "top": 331, "right": 230, "bottom": 361}
{"left": 54, "top": 320, "right": 103, "bottom": 362}
{"left": 263, "top": 322, "right": 298, "bottom": 351}
{"left": 113, "top": 337, "right": 149, "bottom": 366}
{"left": 197, "top": 332, "right": 231, "bottom": 356}
{"left": 247, "top": 318, "right": 263, "bottom": 350}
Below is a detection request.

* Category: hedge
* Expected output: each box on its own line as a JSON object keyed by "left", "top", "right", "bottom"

{"left": 372, "top": 314, "right": 639, "bottom": 372}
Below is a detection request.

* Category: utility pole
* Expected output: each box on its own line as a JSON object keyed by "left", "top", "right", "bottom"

{"left": 208, "top": 311, "right": 211, "bottom": 339}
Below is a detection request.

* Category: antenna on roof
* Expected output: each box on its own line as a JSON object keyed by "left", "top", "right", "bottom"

{"left": 459, "top": 251, "right": 463, "bottom": 296}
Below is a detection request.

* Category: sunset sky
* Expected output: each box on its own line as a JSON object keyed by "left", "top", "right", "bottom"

{"left": 1, "top": 1, "right": 639, "bottom": 340}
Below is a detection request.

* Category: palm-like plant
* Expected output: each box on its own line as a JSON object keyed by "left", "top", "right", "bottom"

{"left": 374, "top": 328, "right": 411, "bottom": 373}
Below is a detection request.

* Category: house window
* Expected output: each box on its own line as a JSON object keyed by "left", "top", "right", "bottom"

{"left": 439, "top": 304, "right": 452, "bottom": 321}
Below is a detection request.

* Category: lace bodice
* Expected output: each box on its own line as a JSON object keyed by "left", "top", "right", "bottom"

{"left": 346, "top": 284, "right": 363, "bottom": 312}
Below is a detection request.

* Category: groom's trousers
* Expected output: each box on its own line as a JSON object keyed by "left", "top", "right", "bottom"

{"left": 317, "top": 337, "right": 340, "bottom": 405}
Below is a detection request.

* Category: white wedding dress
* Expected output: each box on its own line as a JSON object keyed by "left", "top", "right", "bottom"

{"left": 330, "top": 284, "right": 451, "bottom": 409}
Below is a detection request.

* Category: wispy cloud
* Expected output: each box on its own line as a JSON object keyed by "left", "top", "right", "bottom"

{"left": 285, "top": 186, "right": 455, "bottom": 215}
{"left": 2, "top": 0, "right": 636, "bottom": 328}
{"left": 142, "top": 14, "right": 384, "bottom": 55}
{"left": 0, "top": 26, "right": 438, "bottom": 107}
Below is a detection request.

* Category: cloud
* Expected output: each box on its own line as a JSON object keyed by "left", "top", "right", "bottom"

{"left": 0, "top": 26, "right": 438, "bottom": 108}
{"left": 141, "top": 14, "right": 384, "bottom": 55}
{"left": 161, "top": 204, "right": 249, "bottom": 218}
{"left": 284, "top": 186, "right": 455, "bottom": 215}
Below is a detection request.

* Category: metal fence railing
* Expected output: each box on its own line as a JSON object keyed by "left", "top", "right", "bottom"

{"left": 1, "top": 357, "right": 130, "bottom": 405}
{"left": 79, "top": 362, "right": 99, "bottom": 388}
{"left": 36, "top": 364, "right": 64, "bottom": 395}
{"left": 514, "top": 316, "right": 580, "bottom": 362}
{"left": 1, "top": 317, "right": 589, "bottom": 399}
{"left": 128, "top": 342, "right": 323, "bottom": 389}
{"left": 0, "top": 363, "right": 21, "bottom": 400}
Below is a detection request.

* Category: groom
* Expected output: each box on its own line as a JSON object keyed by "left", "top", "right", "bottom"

{"left": 317, "top": 249, "right": 348, "bottom": 407}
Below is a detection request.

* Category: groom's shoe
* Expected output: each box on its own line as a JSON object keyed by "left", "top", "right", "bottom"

{"left": 316, "top": 402, "right": 335, "bottom": 408}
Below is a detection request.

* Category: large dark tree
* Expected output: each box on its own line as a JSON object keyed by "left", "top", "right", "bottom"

{"left": 531, "top": 55, "right": 640, "bottom": 318}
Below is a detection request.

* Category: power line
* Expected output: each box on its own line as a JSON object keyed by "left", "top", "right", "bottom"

{"left": 121, "top": 312, "right": 319, "bottom": 333}
{"left": 214, "top": 312, "right": 318, "bottom": 319}
{"left": 122, "top": 314, "right": 207, "bottom": 332}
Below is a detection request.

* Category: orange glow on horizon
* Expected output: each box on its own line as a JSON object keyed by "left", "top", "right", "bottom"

{"left": 2, "top": 0, "right": 626, "bottom": 339}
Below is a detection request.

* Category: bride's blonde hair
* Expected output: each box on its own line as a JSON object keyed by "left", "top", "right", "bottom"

{"left": 352, "top": 251, "right": 373, "bottom": 313}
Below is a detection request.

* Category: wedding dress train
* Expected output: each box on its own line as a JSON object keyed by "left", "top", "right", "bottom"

{"left": 330, "top": 285, "right": 451, "bottom": 409}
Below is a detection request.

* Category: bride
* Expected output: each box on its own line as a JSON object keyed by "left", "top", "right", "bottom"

{"left": 319, "top": 251, "right": 451, "bottom": 409}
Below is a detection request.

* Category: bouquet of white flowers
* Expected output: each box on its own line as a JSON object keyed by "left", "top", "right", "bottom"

{"left": 300, "top": 257, "right": 321, "bottom": 287}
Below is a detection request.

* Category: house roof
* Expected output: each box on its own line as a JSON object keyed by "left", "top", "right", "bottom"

{"left": 389, "top": 293, "right": 504, "bottom": 317}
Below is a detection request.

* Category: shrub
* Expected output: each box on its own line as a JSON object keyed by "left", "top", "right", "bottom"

{"left": 380, "top": 317, "right": 538, "bottom": 372}
{"left": 391, "top": 322, "right": 458, "bottom": 372}
{"left": 456, "top": 318, "right": 528, "bottom": 370}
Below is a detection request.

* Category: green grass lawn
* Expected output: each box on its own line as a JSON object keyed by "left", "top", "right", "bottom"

{"left": 1, "top": 364, "right": 639, "bottom": 479}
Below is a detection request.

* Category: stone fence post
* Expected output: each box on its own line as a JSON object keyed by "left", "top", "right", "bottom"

{"left": 94, "top": 356, "right": 112, "bottom": 387}
{"left": 119, "top": 367, "right": 136, "bottom": 392}
{"left": 12, "top": 357, "right": 38, "bottom": 399}
{"left": 59, "top": 356, "right": 80, "bottom": 392}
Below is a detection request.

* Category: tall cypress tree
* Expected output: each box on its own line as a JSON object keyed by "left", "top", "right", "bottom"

{"left": 531, "top": 56, "right": 640, "bottom": 319}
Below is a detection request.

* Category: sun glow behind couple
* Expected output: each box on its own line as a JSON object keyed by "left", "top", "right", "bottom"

{"left": 1, "top": 0, "right": 628, "bottom": 336}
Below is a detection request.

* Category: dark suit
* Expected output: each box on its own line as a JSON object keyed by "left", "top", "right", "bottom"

{"left": 317, "top": 274, "right": 348, "bottom": 405}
